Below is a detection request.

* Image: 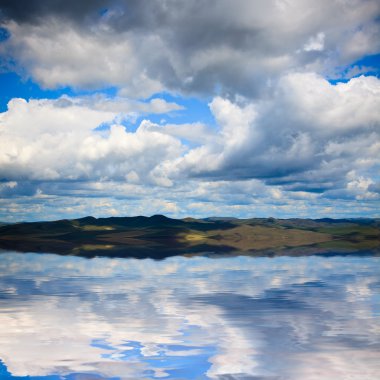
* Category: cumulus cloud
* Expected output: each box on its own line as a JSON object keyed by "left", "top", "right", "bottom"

{"left": 1, "top": 0, "right": 379, "bottom": 97}
{"left": 169, "top": 74, "right": 380, "bottom": 193}
{"left": 0, "top": 95, "right": 184, "bottom": 184}
{"left": 0, "top": 73, "right": 379, "bottom": 220}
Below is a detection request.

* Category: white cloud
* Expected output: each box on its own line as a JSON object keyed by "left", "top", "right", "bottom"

{"left": 166, "top": 74, "right": 380, "bottom": 194}
{"left": 303, "top": 32, "right": 325, "bottom": 52}
{"left": 277, "top": 73, "right": 380, "bottom": 134}
{"left": 1, "top": 73, "right": 379, "bottom": 220}
{"left": 0, "top": 96, "right": 184, "bottom": 183}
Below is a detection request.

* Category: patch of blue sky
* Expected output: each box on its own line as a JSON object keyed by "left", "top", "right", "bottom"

{"left": 0, "top": 360, "right": 12, "bottom": 378}
{"left": 0, "top": 72, "right": 118, "bottom": 112}
{"left": 0, "top": 71, "right": 216, "bottom": 138}
{"left": 102, "top": 93, "right": 217, "bottom": 142}
{"left": 329, "top": 53, "right": 380, "bottom": 84}
{"left": 0, "top": 27, "right": 10, "bottom": 42}
{"left": 93, "top": 121, "right": 115, "bottom": 132}
{"left": 354, "top": 53, "right": 380, "bottom": 74}
{"left": 142, "top": 92, "right": 217, "bottom": 128}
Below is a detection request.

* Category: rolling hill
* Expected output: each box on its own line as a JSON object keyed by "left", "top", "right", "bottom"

{"left": 0, "top": 215, "right": 379, "bottom": 258}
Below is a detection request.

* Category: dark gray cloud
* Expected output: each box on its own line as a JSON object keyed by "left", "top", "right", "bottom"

{"left": 0, "top": 0, "right": 112, "bottom": 23}
{"left": 1, "top": 0, "right": 379, "bottom": 97}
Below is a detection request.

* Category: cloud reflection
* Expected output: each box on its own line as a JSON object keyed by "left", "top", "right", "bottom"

{"left": 0, "top": 252, "right": 379, "bottom": 379}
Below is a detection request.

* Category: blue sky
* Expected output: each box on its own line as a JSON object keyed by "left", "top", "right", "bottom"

{"left": 0, "top": 0, "right": 379, "bottom": 221}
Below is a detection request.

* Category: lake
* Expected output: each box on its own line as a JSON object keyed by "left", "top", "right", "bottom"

{"left": 0, "top": 251, "right": 379, "bottom": 379}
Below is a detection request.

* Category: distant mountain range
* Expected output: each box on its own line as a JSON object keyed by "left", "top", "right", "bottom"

{"left": 0, "top": 215, "right": 379, "bottom": 258}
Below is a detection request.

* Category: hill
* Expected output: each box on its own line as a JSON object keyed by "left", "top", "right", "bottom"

{"left": 0, "top": 215, "right": 379, "bottom": 258}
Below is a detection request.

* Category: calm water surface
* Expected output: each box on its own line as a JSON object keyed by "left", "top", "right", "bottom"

{"left": 0, "top": 251, "right": 379, "bottom": 379}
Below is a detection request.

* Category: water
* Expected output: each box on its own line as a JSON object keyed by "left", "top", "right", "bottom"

{"left": 0, "top": 251, "right": 379, "bottom": 380}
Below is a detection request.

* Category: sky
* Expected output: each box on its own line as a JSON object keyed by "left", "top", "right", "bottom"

{"left": 0, "top": 0, "right": 379, "bottom": 221}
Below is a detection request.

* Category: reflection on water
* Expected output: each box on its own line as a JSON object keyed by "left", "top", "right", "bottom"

{"left": 0, "top": 251, "right": 379, "bottom": 379}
